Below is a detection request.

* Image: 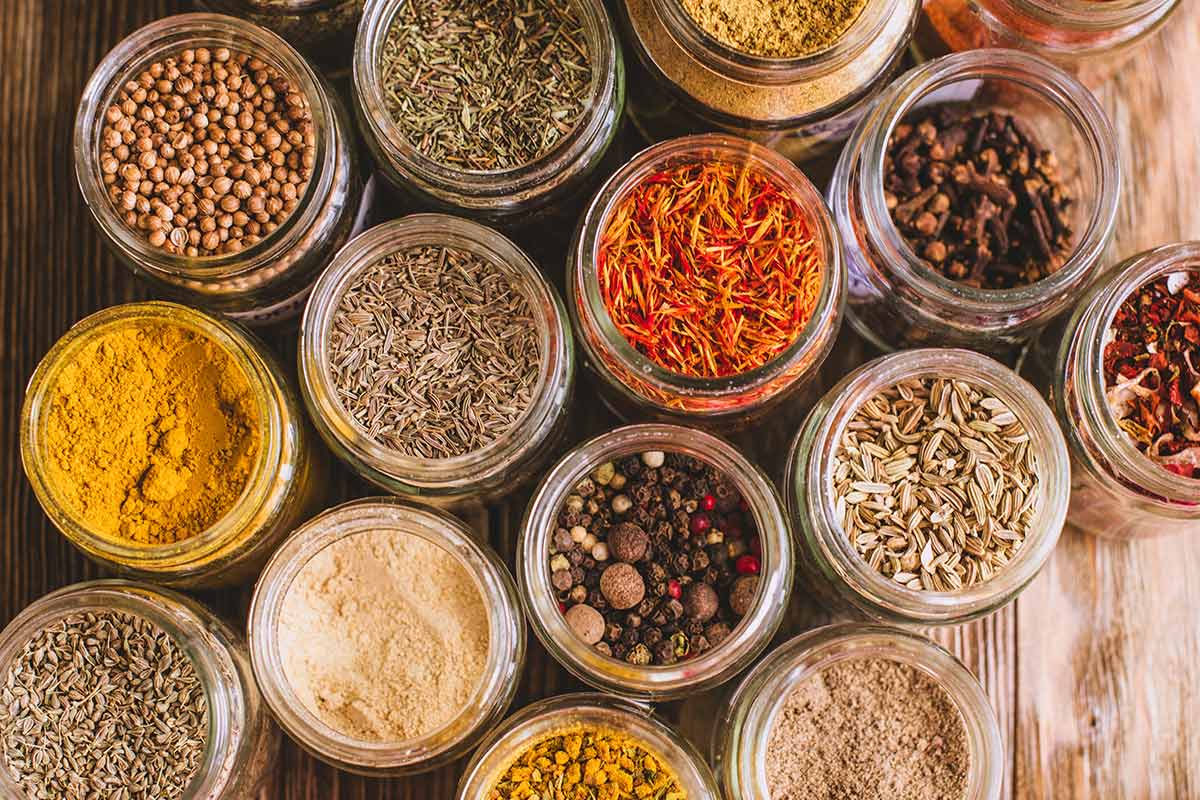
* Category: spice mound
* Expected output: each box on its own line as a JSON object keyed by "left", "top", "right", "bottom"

{"left": 681, "top": 0, "right": 867, "bottom": 59}
{"left": 549, "top": 451, "right": 762, "bottom": 666}
{"left": 598, "top": 161, "right": 823, "bottom": 378}
{"left": 1103, "top": 270, "right": 1200, "bottom": 479}
{"left": 833, "top": 377, "right": 1042, "bottom": 590}
{"left": 328, "top": 244, "right": 541, "bottom": 459}
{"left": 0, "top": 611, "right": 209, "bottom": 800}
{"left": 765, "top": 658, "right": 969, "bottom": 800}
{"left": 487, "top": 726, "right": 686, "bottom": 800}
{"left": 380, "top": 0, "right": 593, "bottom": 171}
{"left": 40, "top": 320, "right": 260, "bottom": 545}
{"left": 100, "top": 46, "right": 315, "bottom": 257}
{"left": 277, "top": 529, "right": 490, "bottom": 742}
{"left": 885, "top": 107, "right": 1075, "bottom": 289}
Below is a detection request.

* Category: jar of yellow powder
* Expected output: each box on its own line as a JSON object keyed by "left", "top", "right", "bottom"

{"left": 21, "top": 301, "right": 325, "bottom": 587}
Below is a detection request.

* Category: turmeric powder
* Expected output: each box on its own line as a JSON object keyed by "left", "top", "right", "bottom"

{"left": 40, "top": 320, "right": 260, "bottom": 545}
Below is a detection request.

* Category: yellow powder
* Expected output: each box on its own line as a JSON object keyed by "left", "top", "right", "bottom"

{"left": 41, "top": 321, "right": 260, "bottom": 545}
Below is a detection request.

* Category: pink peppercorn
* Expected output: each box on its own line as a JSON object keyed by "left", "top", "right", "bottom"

{"left": 689, "top": 513, "right": 711, "bottom": 535}
{"left": 667, "top": 579, "right": 682, "bottom": 600}
{"left": 701, "top": 494, "right": 716, "bottom": 511}
{"left": 736, "top": 555, "right": 760, "bottom": 575}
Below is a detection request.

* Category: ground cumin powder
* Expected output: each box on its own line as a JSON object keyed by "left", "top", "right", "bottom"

{"left": 681, "top": 0, "right": 868, "bottom": 59}
{"left": 41, "top": 321, "right": 259, "bottom": 545}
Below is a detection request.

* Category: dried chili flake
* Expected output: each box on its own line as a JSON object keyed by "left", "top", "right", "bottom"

{"left": 1103, "top": 271, "right": 1200, "bottom": 479}
{"left": 598, "top": 161, "right": 823, "bottom": 378}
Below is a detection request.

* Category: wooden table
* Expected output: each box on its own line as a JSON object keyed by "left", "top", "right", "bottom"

{"left": 2, "top": 2, "right": 1198, "bottom": 798}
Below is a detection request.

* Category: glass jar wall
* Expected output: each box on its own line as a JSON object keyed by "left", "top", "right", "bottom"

{"left": 195, "top": 0, "right": 364, "bottom": 60}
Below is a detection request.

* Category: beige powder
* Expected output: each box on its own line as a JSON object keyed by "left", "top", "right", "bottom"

{"left": 277, "top": 529, "right": 490, "bottom": 742}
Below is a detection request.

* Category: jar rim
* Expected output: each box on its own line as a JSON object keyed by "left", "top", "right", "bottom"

{"left": 788, "top": 348, "right": 1070, "bottom": 623}
{"left": 247, "top": 497, "right": 526, "bottom": 773}
{"left": 298, "top": 213, "right": 573, "bottom": 493}
{"left": 570, "top": 133, "right": 845, "bottom": 415}
{"left": 0, "top": 580, "right": 249, "bottom": 800}
{"left": 850, "top": 48, "right": 1120, "bottom": 318}
{"left": 1062, "top": 241, "right": 1200, "bottom": 503}
{"left": 352, "top": 0, "right": 621, "bottom": 207}
{"left": 73, "top": 12, "right": 337, "bottom": 280}
{"left": 19, "top": 301, "right": 287, "bottom": 574}
{"left": 983, "top": 0, "right": 1178, "bottom": 30}
{"left": 517, "top": 423, "right": 793, "bottom": 699}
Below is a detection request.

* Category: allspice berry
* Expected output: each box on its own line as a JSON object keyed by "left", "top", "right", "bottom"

{"left": 729, "top": 575, "right": 759, "bottom": 617}
{"left": 564, "top": 604, "right": 605, "bottom": 645}
{"left": 608, "top": 522, "right": 649, "bottom": 563}
{"left": 682, "top": 582, "right": 719, "bottom": 623}
{"left": 600, "top": 563, "right": 645, "bottom": 610}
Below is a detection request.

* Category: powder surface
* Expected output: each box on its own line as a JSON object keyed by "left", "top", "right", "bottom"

{"left": 765, "top": 658, "right": 970, "bottom": 800}
{"left": 277, "top": 530, "right": 490, "bottom": 743}
{"left": 41, "top": 321, "right": 260, "bottom": 545}
{"left": 681, "top": 0, "right": 868, "bottom": 58}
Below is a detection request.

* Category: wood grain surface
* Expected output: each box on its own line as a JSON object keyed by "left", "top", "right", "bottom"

{"left": 1, "top": 2, "right": 1198, "bottom": 799}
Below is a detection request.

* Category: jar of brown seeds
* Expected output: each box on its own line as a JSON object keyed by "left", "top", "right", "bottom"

{"left": 75, "top": 13, "right": 363, "bottom": 325}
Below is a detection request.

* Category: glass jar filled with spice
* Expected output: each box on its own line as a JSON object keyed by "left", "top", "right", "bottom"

{"left": 21, "top": 301, "right": 324, "bottom": 588}
{"left": 299, "top": 214, "right": 574, "bottom": 503}
{"left": 248, "top": 498, "right": 525, "bottom": 776}
{"left": 785, "top": 348, "right": 1070, "bottom": 625}
{"left": 619, "top": 0, "right": 919, "bottom": 162}
{"left": 1051, "top": 242, "right": 1200, "bottom": 539}
{"left": 457, "top": 693, "right": 720, "bottom": 799}
{"left": 518, "top": 424, "right": 793, "bottom": 700}
{"left": 74, "top": 13, "right": 362, "bottom": 325}
{"left": 194, "top": 0, "right": 365, "bottom": 60}
{"left": 712, "top": 623, "right": 1003, "bottom": 800}
{"left": 0, "top": 580, "right": 279, "bottom": 800}
{"left": 828, "top": 49, "right": 1120, "bottom": 361}
{"left": 569, "top": 134, "right": 844, "bottom": 428}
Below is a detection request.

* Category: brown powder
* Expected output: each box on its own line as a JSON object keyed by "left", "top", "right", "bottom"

{"left": 765, "top": 658, "right": 970, "bottom": 800}
{"left": 681, "top": 0, "right": 868, "bottom": 59}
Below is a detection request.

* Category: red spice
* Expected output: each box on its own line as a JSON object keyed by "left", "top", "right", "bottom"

{"left": 597, "top": 161, "right": 823, "bottom": 378}
{"left": 735, "top": 554, "right": 760, "bottom": 575}
{"left": 1103, "top": 271, "right": 1200, "bottom": 479}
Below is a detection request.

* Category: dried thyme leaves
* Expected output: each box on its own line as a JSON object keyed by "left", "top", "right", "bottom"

{"left": 329, "top": 245, "right": 541, "bottom": 459}
{"left": 833, "top": 377, "right": 1042, "bottom": 591}
{"left": 380, "top": 0, "right": 594, "bottom": 171}
{"left": 0, "top": 611, "right": 208, "bottom": 800}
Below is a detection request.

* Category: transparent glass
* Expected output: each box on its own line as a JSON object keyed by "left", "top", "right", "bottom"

{"left": 456, "top": 693, "right": 720, "bottom": 799}
{"left": 712, "top": 623, "right": 1003, "bottom": 800}
{"left": 75, "top": 13, "right": 362, "bottom": 325}
{"left": 0, "top": 580, "right": 279, "bottom": 800}
{"left": 518, "top": 423, "right": 793, "bottom": 700}
{"left": 829, "top": 48, "right": 1120, "bottom": 360}
{"left": 195, "top": 0, "right": 364, "bottom": 56}
{"left": 1052, "top": 242, "right": 1200, "bottom": 539}
{"left": 785, "top": 348, "right": 1070, "bottom": 624}
{"left": 620, "top": 0, "right": 920, "bottom": 162}
{"left": 352, "top": 0, "right": 624, "bottom": 222}
{"left": 247, "top": 498, "right": 526, "bottom": 776}
{"left": 21, "top": 302, "right": 324, "bottom": 588}
{"left": 299, "top": 214, "right": 575, "bottom": 503}
{"left": 916, "top": 0, "right": 1180, "bottom": 82}
{"left": 569, "top": 134, "right": 845, "bottom": 429}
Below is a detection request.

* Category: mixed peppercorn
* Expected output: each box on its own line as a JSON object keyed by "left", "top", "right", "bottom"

{"left": 548, "top": 451, "right": 761, "bottom": 667}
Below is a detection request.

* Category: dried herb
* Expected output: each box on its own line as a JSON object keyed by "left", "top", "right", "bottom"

{"left": 884, "top": 107, "right": 1075, "bottom": 289}
{"left": 598, "top": 161, "right": 823, "bottom": 378}
{"left": 1, "top": 611, "right": 208, "bottom": 800}
{"left": 379, "top": 0, "right": 593, "bottom": 171}
{"left": 1103, "top": 271, "right": 1200, "bottom": 479}
{"left": 329, "top": 245, "right": 541, "bottom": 459}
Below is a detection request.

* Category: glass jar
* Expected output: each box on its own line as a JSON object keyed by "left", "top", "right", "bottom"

{"left": 569, "top": 134, "right": 845, "bottom": 429}
{"left": 21, "top": 301, "right": 324, "bottom": 588}
{"left": 1052, "top": 242, "right": 1200, "bottom": 539}
{"left": 195, "top": 1, "right": 364, "bottom": 59}
{"left": 352, "top": 0, "right": 624, "bottom": 226}
{"left": 518, "top": 423, "right": 793, "bottom": 700}
{"left": 75, "top": 13, "right": 362, "bottom": 326}
{"left": 785, "top": 348, "right": 1070, "bottom": 624}
{"left": 829, "top": 48, "right": 1120, "bottom": 362}
{"left": 916, "top": 0, "right": 1180, "bottom": 82}
{"left": 0, "top": 580, "right": 280, "bottom": 799}
{"left": 712, "top": 623, "right": 1003, "bottom": 800}
{"left": 247, "top": 498, "right": 526, "bottom": 776}
{"left": 620, "top": 0, "right": 919, "bottom": 162}
{"left": 456, "top": 693, "right": 720, "bottom": 799}
{"left": 299, "top": 214, "right": 574, "bottom": 504}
